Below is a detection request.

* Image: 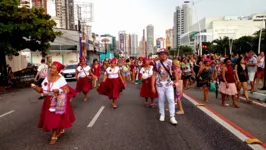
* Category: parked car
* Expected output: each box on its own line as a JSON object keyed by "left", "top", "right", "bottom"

{"left": 61, "top": 64, "right": 77, "bottom": 80}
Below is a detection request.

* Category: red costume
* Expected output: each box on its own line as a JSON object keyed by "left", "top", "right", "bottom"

{"left": 139, "top": 58, "right": 158, "bottom": 98}
{"left": 75, "top": 57, "right": 93, "bottom": 93}
{"left": 97, "top": 58, "right": 124, "bottom": 99}
{"left": 38, "top": 61, "right": 75, "bottom": 131}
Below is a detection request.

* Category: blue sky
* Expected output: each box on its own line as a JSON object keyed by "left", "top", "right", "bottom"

{"left": 90, "top": 0, "right": 266, "bottom": 40}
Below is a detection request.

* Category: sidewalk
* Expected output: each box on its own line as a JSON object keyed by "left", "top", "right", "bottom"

{"left": 244, "top": 82, "right": 266, "bottom": 102}
{"left": 184, "top": 88, "right": 266, "bottom": 144}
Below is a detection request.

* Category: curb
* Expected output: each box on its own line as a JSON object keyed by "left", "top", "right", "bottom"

{"left": 241, "top": 89, "right": 266, "bottom": 102}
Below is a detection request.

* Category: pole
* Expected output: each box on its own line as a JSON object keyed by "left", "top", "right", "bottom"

{"left": 258, "top": 27, "right": 262, "bottom": 54}
{"left": 77, "top": 5, "right": 82, "bottom": 58}
{"left": 193, "top": 2, "right": 202, "bottom": 55}
{"left": 261, "top": 20, "right": 266, "bottom": 90}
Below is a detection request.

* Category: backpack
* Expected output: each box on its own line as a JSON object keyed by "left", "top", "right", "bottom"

{"left": 39, "top": 65, "right": 48, "bottom": 79}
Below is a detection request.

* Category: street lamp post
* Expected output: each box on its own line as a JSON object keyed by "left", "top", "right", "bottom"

{"left": 184, "top": 0, "right": 202, "bottom": 55}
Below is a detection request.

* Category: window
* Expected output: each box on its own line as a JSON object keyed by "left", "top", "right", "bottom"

{"left": 65, "top": 64, "right": 77, "bottom": 69}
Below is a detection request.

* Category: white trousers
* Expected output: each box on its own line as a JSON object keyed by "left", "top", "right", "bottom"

{"left": 156, "top": 86, "right": 175, "bottom": 117}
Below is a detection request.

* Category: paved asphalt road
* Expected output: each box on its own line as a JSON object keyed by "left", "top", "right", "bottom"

{"left": 0, "top": 81, "right": 253, "bottom": 150}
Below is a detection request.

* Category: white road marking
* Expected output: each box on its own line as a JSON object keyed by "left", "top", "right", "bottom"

{"left": 240, "top": 97, "right": 266, "bottom": 108}
{"left": 183, "top": 94, "right": 265, "bottom": 150}
{"left": 0, "top": 110, "right": 15, "bottom": 118}
{"left": 87, "top": 106, "right": 105, "bottom": 128}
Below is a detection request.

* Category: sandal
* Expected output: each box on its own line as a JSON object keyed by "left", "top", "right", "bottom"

{"left": 56, "top": 129, "right": 65, "bottom": 139}
{"left": 144, "top": 102, "right": 149, "bottom": 107}
{"left": 112, "top": 103, "right": 117, "bottom": 109}
{"left": 150, "top": 103, "right": 155, "bottom": 108}
{"left": 49, "top": 137, "right": 57, "bottom": 145}
{"left": 233, "top": 104, "right": 240, "bottom": 108}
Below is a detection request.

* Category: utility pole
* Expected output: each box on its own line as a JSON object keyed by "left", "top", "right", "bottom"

{"left": 77, "top": 5, "right": 82, "bottom": 58}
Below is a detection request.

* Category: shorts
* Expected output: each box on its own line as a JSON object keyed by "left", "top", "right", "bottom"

{"left": 124, "top": 72, "right": 130, "bottom": 76}
{"left": 248, "top": 72, "right": 255, "bottom": 82}
{"left": 37, "top": 78, "right": 45, "bottom": 86}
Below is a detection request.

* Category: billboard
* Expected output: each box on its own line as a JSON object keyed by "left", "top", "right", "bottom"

{"left": 119, "top": 34, "right": 124, "bottom": 52}
{"left": 99, "top": 37, "right": 112, "bottom": 44}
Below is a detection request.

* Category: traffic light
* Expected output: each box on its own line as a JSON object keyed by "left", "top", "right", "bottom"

{"left": 202, "top": 45, "right": 208, "bottom": 49}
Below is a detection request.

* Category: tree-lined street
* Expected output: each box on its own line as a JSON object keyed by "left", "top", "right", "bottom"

{"left": 0, "top": 81, "right": 265, "bottom": 150}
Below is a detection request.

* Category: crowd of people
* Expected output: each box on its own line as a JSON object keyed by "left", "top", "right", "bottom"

{"left": 31, "top": 48, "right": 264, "bottom": 145}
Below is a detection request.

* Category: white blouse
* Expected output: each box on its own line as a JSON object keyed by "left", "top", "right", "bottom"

{"left": 140, "top": 66, "right": 153, "bottom": 78}
{"left": 105, "top": 66, "right": 120, "bottom": 79}
{"left": 77, "top": 66, "right": 91, "bottom": 78}
{"left": 41, "top": 77, "right": 67, "bottom": 96}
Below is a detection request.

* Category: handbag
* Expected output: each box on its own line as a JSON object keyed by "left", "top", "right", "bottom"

{"left": 209, "top": 82, "right": 216, "bottom": 92}
{"left": 258, "top": 67, "right": 263, "bottom": 72}
{"left": 81, "top": 66, "right": 93, "bottom": 82}
{"left": 160, "top": 61, "right": 175, "bottom": 81}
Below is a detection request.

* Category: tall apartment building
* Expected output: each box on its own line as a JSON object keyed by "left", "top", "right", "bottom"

{"left": 173, "top": 4, "right": 192, "bottom": 48}
{"left": 130, "top": 34, "right": 138, "bottom": 57}
{"left": 146, "top": 25, "right": 154, "bottom": 55}
{"left": 55, "top": 0, "right": 75, "bottom": 29}
{"left": 166, "top": 29, "right": 174, "bottom": 48}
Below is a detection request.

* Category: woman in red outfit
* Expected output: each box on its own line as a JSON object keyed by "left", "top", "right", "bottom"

{"left": 31, "top": 61, "right": 76, "bottom": 145}
{"left": 218, "top": 58, "right": 240, "bottom": 108}
{"left": 97, "top": 58, "right": 125, "bottom": 109}
{"left": 92, "top": 59, "right": 101, "bottom": 87}
{"left": 75, "top": 57, "right": 96, "bottom": 101}
{"left": 139, "top": 58, "right": 158, "bottom": 107}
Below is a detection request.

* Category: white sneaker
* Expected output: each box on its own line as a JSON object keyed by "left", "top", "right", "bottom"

{"left": 170, "top": 117, "right": 178, "bottom": 125}
{"left": 159, "top": 115, "right": 165, "bottom": 122}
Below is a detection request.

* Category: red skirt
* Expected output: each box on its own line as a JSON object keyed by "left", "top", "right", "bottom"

{"left": 67, "top": 85, "right": 77, "bottom": 98}
{"left": 97, "top": 77, "right": 124, "bottom": 99}
{"left": 140, "top": 77, "right": 158, "bottom": 98}
{"left": 76, "top": 77, "right": 92, "bottom": 93}
{"left": 38, "top": 94, "right": 75, "bottom": 131}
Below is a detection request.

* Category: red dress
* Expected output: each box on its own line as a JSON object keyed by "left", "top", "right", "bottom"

{"left": 139, "top": 66, "right": 158, "bottom": 98}
{"left": 75, "top": 65, "right": 93, "bottom": 93}
{"left": 92, "top": 64, "right": 101, "bottom": 77}
{"left": 38, "top": 77, "right": 75, "bottom": 131}
{"left": 97, "top": 66, "right": 124, "bottom": 99}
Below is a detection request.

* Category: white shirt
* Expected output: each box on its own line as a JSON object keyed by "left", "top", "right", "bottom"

{"left": 77, "top": 66, "right": 91, "bottom": 78}
{"left": 257, "top": 56, "right": 265, "bottom": 68}
{"left": 140, "top": 66, "right": 153, "bottom": 78}
{"left": 41, "top": 76, "right": 67, "bottom": 96}
{"left": 105, "top": 66, "right": 120, "bottom": 78}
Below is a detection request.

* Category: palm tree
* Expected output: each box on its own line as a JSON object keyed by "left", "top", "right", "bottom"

{"left": 212, "top": 37, "right": 230, "bottom": 54}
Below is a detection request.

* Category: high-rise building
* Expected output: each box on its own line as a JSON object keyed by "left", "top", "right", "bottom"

{"left": 166, "top": 29, "right": 174, "bottom": 48}
{"left": 32, "top": 0, "right": 48, "bottom": 13}
{"left": 54, "top": 0, "right": 74, "bottom": 29}
{"left": 146, "top": 25, "right": 154, "bottom": 55}
{"left": 173, "top": 4, "right": 192, "bottom": 48}
{"left": 130, "top": 34, "right": 138, "bottom": 57}
{"left": 183, "top": 4, "right": 192, "bottom": 34}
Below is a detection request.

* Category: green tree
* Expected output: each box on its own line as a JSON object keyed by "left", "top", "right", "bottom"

{"left": 252, "top": 29, "right": 266, "bottom": 53}
{"left": 0, "top": 0, "right": 60, "bottom": 85}
{"left": 179, "top": 45, "right": 193, "bottom": 56}
{"left": 212, "top": 37, "right": 230, "bottom": 54}
{"left": 234, "top": 36, "right": 254, "bottom": 53}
